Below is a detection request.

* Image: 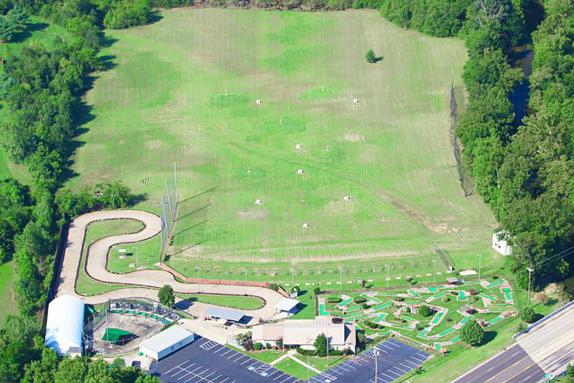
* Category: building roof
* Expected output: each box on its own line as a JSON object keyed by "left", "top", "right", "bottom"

{"left": 140, "top": 326, "right": 194, "bottom": 353}
{"left": 45, "top": 295, "right": 85, "bottom": 356}
{"left": 205, "top": 307, "right": 245, "bottom": 322}
{"left": 252, "top": 323, "right": 284, "bottom": 342}
{"left": 275, "top": 298, "right": 300, "bottom": 312}
{"left": 283, "top": 319, "right": 356, "bottom": 347}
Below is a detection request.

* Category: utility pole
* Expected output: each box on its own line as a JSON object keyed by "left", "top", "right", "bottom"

{"left": 374, "top": 349, "right": 380, "bottom": 382}
{"left": 527, "top": 267, "right": 534, "bottom": 307}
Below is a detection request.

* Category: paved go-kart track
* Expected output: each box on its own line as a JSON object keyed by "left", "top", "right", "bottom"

{"left": 55, "top": 210, "right": 285, "bottom": 320}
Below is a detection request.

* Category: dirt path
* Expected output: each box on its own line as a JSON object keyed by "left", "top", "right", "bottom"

{"left": 55, "top": 210, "right": 284, "bottom": 320}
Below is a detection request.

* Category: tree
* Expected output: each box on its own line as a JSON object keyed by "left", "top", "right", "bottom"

{"left": 418, "top": 305, "right": 433, "bottom": 317}
{"left": 314, "top": 333, "right": 328, "bottom": 357}
{"left": 460, "top": 319, "right": 485, "bottom": 346}
{"left": 520, "top": 306, "right": 537, "bottom": 323}
{"left": 0, "top": 15, "right": 15, "bottom": 43}
{"left": 365, "top": 48, "right": 377, "bottom": 63}
{"left": 158, "top": 285, "right": 175, "bottom": 307}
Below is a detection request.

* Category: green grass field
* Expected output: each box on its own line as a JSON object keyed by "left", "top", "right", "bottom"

{"left": 70, "top": 8, "right": 498, "bottom": 282}
{"left": 0, "top": 261, "right": 16, "bottom": 323}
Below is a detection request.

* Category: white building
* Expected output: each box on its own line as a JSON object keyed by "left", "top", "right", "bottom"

{"left": 492, "top": 231, "right": 512, "bottom": 256}
{"left": 252, "top": 318, "right": 356, "bottom": 353}
{"left": 275, "top": 298, "right": 300, "bottom": 316}
{"left": 44, "top": 295, "right": 85, "bottom": 356}
{"left": 139, "top": 326, "right": 195, "bottom": 361}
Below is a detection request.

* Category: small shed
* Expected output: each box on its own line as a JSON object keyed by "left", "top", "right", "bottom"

{"left": 205, "top": 307, "right": 246, "bottom": 324}
{"left": 492, "top": 231, "right": 512, "bottom": 256}
{"left": 45, "top": 295, "right": 85, "bottom": 356}
{"left": 275, "top": 298, "right": 300, "bottom": 315}
{"left": 139, "top": 326, "right": 195, "bottom": 361}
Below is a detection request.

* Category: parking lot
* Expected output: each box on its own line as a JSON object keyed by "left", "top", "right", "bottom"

{"left": 153, "top": 337, "right": 302, "bottom": 383}
{"left": 310, "top": 339, "right": 429, "bottom": 383}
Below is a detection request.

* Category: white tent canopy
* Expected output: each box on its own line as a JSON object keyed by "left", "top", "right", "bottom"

{"left": 45, "top": 295, "right": 85, "bottom": 356}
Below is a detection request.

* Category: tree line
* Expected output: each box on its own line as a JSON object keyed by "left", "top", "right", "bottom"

{"left": 380, "top": 0, "right": 574, "bottom": 289}
{"left": 0, "top": 0, "right": 189, "bottom": 381}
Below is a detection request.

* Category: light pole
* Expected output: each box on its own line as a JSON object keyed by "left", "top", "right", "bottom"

{"left": 374, "top": 349, "right": 380, "bottom": 382}
{"left": 291, "top": 268, "right": 294, "bottom": 285}
{"left": 339, "top": 266, "right": 343, "bottom": 292}
{"left": 134, "top": 245, "right": 138, "bottom": 268}
{"left": 432, "top": 259, "right": 437, "bottom": 285}
{"left": 477, "top": 253, "right": 482, "bottom": 280}
{"left": 196, "top": 266, "right": 200, "bottom": 281}
{"left": 527, "top": 267, "right": 534, "bottom": 307}
{"left": 385, "top": 264, "right": 390, "bottom": 291}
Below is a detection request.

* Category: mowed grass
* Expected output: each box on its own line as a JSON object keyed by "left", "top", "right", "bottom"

{"left": 71, "top": 9, "right": 497, "bottom": 280}
{"left": 0, "top": 262, "right": 17, "bottom": 322}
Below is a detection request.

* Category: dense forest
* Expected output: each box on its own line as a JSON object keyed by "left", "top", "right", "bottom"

{"left": 381, "top": 0, "right": 574, "bottom": 290}
{"left": 0, "top": 0, "right": 572, "bottom": 381}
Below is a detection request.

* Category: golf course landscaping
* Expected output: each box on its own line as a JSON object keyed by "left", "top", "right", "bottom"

{"left": 70, "top": 8, "right": 498, "bottom": 285}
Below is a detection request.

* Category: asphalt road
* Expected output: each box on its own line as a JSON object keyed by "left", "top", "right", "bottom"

{"left": 517, "top": 302, "right": 574, "bottom": 377}
{"left": 451, "top": 343, "right": 545, "bottom": 383}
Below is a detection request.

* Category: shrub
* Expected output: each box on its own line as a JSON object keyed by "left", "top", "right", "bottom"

{"left": 520, "top": 307, "right": 537, "bottom": 323}
{"left": 314, "top": 333, "right": 328, "bottom": 357}
{"left": 353, "top": 297, "right": 367, "bottom": 304}
{"left": 313, "top": 287, "right": 321, "bottom": 296}
{"left": 296, "top": 347, "right": 314, "bottom": 356}
{"left": 366, "top": 48, "right": 377, "bottom": 63}
{"left": 104, "top": 0, "right": 152, "bottom": 29}
{"left": 158, "top": 285, "right": 175, "bottom": 307}
{"left": 361, "top": 303, "right": 369, "bottom": 309}
{"left": 460, "top": 319, "right": 485, "bottom": 346}
{"left": 253, "top": 342, "right": 264, "bottom": 351}
{"left": 327, "top": 296, "right": 342, "bottom": 304}
{"left": 418, "top": 305, "right": 433, "bottom": 317}
{"left": 269, "top": 283, "right": 279, "bottom": 291}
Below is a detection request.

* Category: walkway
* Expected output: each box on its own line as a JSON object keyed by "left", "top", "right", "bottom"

{"left": 55, "top": 210, "right": 285, "bottom": 320}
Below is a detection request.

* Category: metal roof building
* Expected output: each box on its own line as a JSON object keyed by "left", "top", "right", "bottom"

{"left": 275, "top": 298, "right": 300, "bottom": 314}
{"left": 139, "top": 325, "right": 195, "bottom": 361}
{"left": 44, "top": 295, "right": 85, "bottom": 356}
{"left": 204, "top": 307, "right": 245, "bottom": 323}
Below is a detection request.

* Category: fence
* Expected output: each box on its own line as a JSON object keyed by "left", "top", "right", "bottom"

{"left": 449, "top": 84, "right": 475, "bottom": 197}
{"left": 160, "top": 163, "right": 178, "bottom": 259}
{"left": 157, "top": 262, "right": 287, "bottom": 296}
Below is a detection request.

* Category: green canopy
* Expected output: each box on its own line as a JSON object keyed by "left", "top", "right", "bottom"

{"left": 102, "top": 328, "right": 132, "bottom": 344}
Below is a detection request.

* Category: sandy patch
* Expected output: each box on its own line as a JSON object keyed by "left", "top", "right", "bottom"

{"left": 344, "top": 133, "right": 365, "bottom": 142}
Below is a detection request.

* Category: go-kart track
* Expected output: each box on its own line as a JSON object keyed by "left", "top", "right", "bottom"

{"left": 54, "top": 210, "right": 285, "bottom": 320}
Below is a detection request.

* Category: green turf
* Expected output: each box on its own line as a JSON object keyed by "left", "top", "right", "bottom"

{"left": 70, "top": 8, "right": 497, "bottom": 281}
{"left": 102, "top": 327, "right": 132, "bottom": 343}
{"left": 0, "top": 261, "right": 16, "bottom": 323}
{"left": 179, "top": 294, "right": 264, "bottom": 310}
{"left": 274, "top": 357, "right": 317, "bottom": 380}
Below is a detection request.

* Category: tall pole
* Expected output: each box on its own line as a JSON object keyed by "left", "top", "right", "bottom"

{"left": 374, "top": 349, "right": 380, "bottom": 382}
{"left": 173, "top": 161, "right": 177, "bottom": 204}
{"left": 433, "top": 259, "right": 437, "bottom": 285}
{"left": 386, "top": 265, "right": 390, "bottom": 291}
{"left": 339, "top": 266, "right": 343, "bottom": 292}
{"left": 291, "top": 268, "right": 294, "bottom": 285}
{"left": 527, "top": 267, "right": 534, "bottom": 307}
{"left": 478, "top": 253, "right": 482, "bottom": 280}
